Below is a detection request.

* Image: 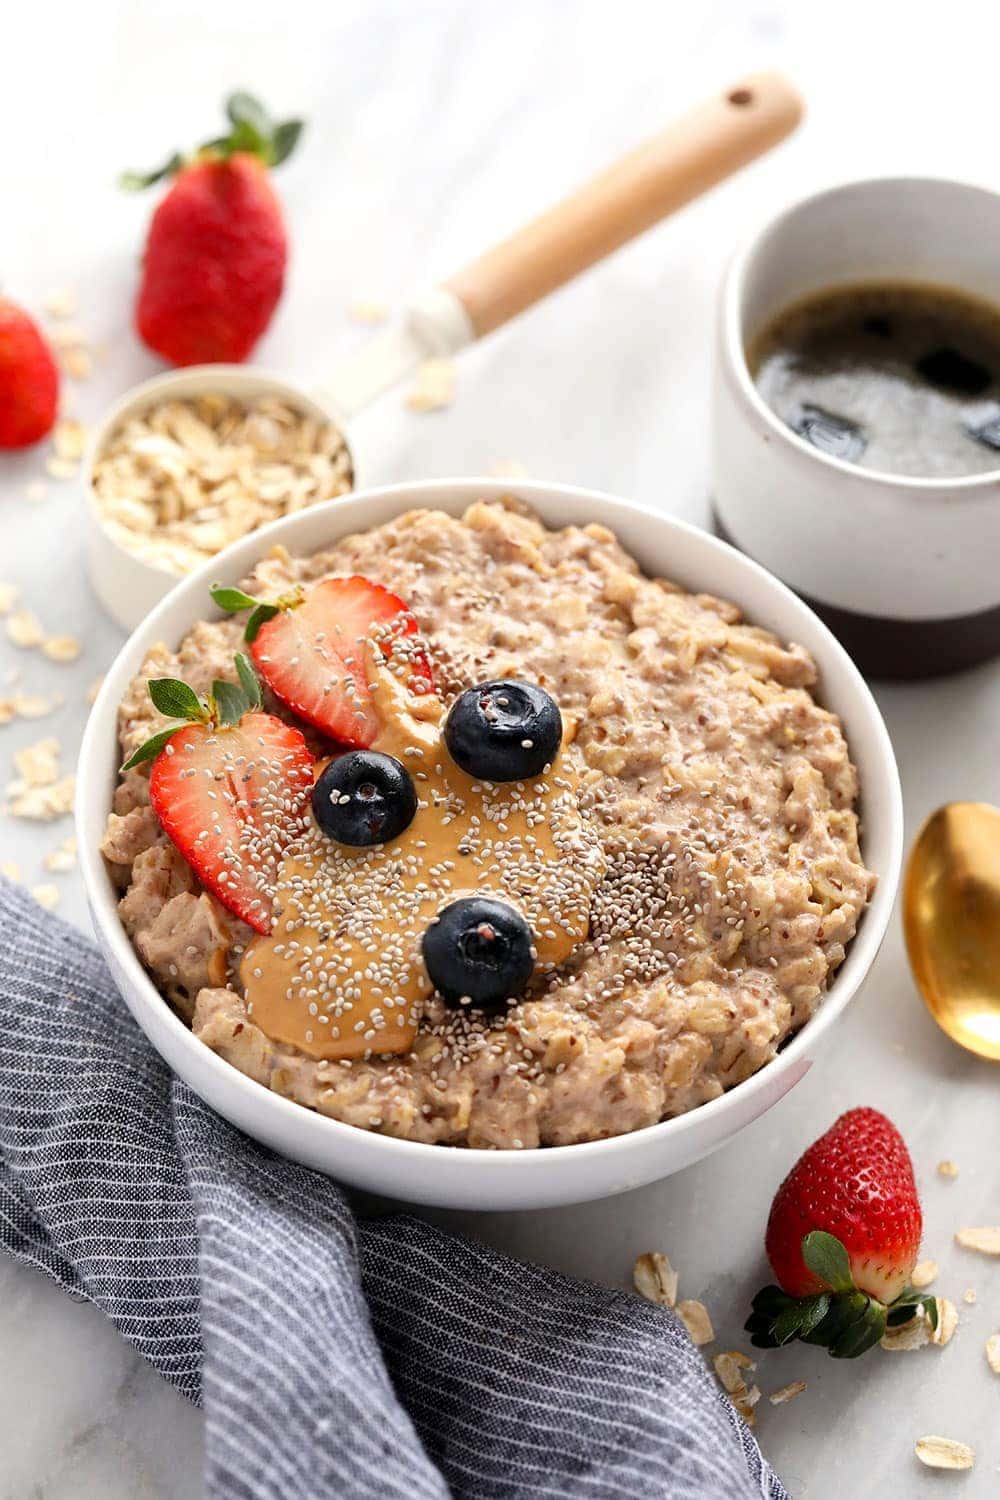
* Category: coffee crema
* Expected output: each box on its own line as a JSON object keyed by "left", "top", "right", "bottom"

{"left": 749, "top": 280, "right": 1000, "bottom": 478}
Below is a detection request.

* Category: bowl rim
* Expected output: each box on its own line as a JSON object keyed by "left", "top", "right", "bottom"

{"left": 77, "top": 477, "right": 903, "bottom": 1178}
{"left": 723, "top": 172, "right": 1000, "bottom": 495}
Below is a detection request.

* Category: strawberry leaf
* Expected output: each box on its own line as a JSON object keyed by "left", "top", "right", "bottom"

{"left": 121, "top": 722, "right": 190, "bottom": 772}
{"left": 801, "top": 1230, "right": 855, "bottom": 1294}
{"left": 271, "top": 120, "right": 304, "bottom": 166}
{"left": 830, "top": 1297, "right": 886, "bottom": 1359}
{"left": 210, "top": 584, "right": 261, "bottom": 614}
{"left": 212, "top": 680, "right": 250, "bottom": 727}
{"left": 148, "top": 678, "right": 205, "bottom": 722}
{"left": 208, "top": 581, "right": 293, "bottom": 641}
{"left": 235, "top": 653, "right": 263, "bottom": 709}
{"left": 226, "top": 91, "right": 273, "bottom": 137}
{"left": 245, "top": 602, "right": 281, "bottom": 643}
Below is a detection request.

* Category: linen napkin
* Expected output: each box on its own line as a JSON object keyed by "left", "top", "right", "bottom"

{"left": 0, "top": 877, "right": 786, "bottom": 1499}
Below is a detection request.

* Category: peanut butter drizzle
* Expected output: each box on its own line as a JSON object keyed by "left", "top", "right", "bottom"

{"left": 241, "top": 658, "right": 605, "bottom": 1061}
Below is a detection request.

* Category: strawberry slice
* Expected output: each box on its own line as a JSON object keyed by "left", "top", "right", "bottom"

{"left": 149, "top": 711, "right": 313, "bottom": 934}
{"left": 249, "top": 577, "right": 434, "bottom": 746}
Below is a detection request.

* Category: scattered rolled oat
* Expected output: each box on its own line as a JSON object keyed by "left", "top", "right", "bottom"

{"left": 931, "top": 1297, "right": 958, "bottom": 1348}
{"left": 713, "top": 1349, "right": 755, "bottom": 1394}
{"left": 24, "top": 481, "right": 48, "bottom": 503}
{"left": 45, "top": 456, "right": 80, "bottom": 480}
{"left": 881, "top": 1297, "right": 956, "bottom": 1353}
{"left": 44, "top": 287, "right": 78, "bottom": 319}
{"left": 938, "top": 1160, "right": 959, "bottom": 1178}
{"left": 985, "top": 1333, "right": 1000, "bottom": 1375}
{"left": 92, "top": 393, "right": 353, "bottom": 576}
{"left": 914, "top": 1436, "right": 974, "bottom": 1472}
{"left": 13, "top": 692, "right": 60, "bottom": 720}
{"left": 0, "top": 860, "right": 21, "bottom": 882}
{"left": 632, "top": 1252, "right": 678, "bottom": 1308}
{"left": 48, "top": 323, "right": 88, "bottom": 352}
{"left": 676, "top": 1299, "right": 715, "bottom": 1346}
{"left": 86, "top": 676, "right": 105, "bottom": 704}
{"left": 963, "top": 1289, "right": 976, "bottom": 1305}
{"left": 6, "top": 610, "right": 44, "bottom": 648}
{"left": 0, "top": 583, "right": 16, "bottom": 614}
{"left": 43, "top": 835, "right": 77, "bottom": 873}
{"left": 881, "top": 1308, "right": 934, "bottom": 1352}
{"left": 489, "top": 458, "right": 529, "bottom": 479}
{"left": 62, "top": 348, "right": 92, "bottom": 380}
{"left": 713, "top": 1351, "right": 759, "bottom": 1427}
{"left": 6, "top": 774, "right": 75, "bottom": 821}
{"left": 955, "top": 1226, "right": 1000, "bottom": 1256}
{"left": 735, "top": 1386, "right": 761, "bottom": 1426}
{"left": 405, "top": 357, "right": 456, "bottom": 412}
{"left": 348, "top": 297, "right": 389, "bottom": 324}
{"left": 911, "top": 1259, "right": 938, "bottom": 1289}
{"left": 42, "top": 635, "right": 82, "bottom": 663}
{"left": 52, "top": 419, "right": 88, "bottom": 462}
{"left": 768, "top": 1380, "right": 806, "bottom": 1406}
{"left": 14, "top": 738, "right": 60, "bottom": 786}
{"left": 30, "top": 883, "right": 60, "bottom": 911}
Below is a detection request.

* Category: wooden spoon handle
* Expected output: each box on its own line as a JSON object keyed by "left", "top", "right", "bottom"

{"left": 444, "top": 72, "right": 802, "bottom": 339}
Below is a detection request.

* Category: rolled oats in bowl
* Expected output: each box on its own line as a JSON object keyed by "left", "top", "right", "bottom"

{"left": 91, "top": 393, "right": 354, "bottom": 576}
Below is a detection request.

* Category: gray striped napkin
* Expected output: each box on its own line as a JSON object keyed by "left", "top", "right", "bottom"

{"left": 0, "top": 877, "right": 786, "bottom": 1499}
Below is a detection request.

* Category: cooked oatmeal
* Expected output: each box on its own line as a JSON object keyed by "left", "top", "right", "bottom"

{"left": 102, "top": 499, "right": 875, "bottom": 1148}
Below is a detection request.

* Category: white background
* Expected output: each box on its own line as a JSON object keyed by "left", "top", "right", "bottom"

{"left": 3, "top": 1, "right": 1000, "bottom": 1495}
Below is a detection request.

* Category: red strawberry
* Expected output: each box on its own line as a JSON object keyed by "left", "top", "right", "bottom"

{"left": 123, "top": 93, "right": 303, "bottom": 366}
{"left": 122, "top": 657, "right": 313, "bottom": 934}
{"left": 0, "top": 299, "right": 59, "bottom": 449}
{"left": 746, "top": 1108, "right": 932, "bottom": 1359}
{"left": 213, "top": 577, "right": 434, "bottom": 746}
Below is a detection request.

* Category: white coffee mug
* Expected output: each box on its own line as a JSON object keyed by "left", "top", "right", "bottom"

{"left": 712, "top": 176, "right": 1000, "bottom": 678}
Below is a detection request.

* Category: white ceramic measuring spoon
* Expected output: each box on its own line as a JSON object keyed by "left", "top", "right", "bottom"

{"left": 85, "top": 71, "right": 802, "bottom": 630}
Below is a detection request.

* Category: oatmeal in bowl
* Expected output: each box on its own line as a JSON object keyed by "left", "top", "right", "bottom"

{"left": 94, "top": 487, "right": 880, "bottom": 1147}
{"left": 79, "top": 480, "right": 901, "bottom": 1207}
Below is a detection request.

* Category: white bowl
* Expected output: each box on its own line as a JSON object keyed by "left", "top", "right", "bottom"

{"left": 77, "top": 478, "right": 903, "bottom": 1210}
{"left": 83, "top": 365, "right": 359, "bottom": 634}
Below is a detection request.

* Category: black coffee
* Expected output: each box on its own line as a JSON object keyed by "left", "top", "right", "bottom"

{"left": 749, "top": 281, "right": 1000, "bottom": 477}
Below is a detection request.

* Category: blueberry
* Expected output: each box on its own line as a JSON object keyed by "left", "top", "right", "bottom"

{"left": 312, "top": 750, "right": 417, "bottom": 847}
{"left": 422, "top": 897, "right": 535, "bottom": 1010}
{"left": 444, "top": 680, "right": 562, "bottom": 782}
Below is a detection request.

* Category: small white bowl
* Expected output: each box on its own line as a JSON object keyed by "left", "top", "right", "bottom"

{"left": 713, "top": 176, "right": 1000, "bottom": 678}
{"left": 77, "top": 478, "right": 902, "bottom": 1210}
{"left": 83, "top": 365, "right": 359, "bottom": 634}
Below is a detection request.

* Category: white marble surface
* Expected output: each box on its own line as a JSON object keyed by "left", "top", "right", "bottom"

{"left": 4, "top": 0, "right": 1000, "bottom": 1495}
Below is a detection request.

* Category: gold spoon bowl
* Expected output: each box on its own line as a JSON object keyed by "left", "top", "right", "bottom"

{"left": 904, "top": 801, "right": 1000, "bottom": 1061}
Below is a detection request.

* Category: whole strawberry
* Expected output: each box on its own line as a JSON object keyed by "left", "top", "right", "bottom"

{"left": 746, "top": 1108, "right": 935, "bottom": 1358}
{"left": 0, "top": 299, "right": 59, "bottom": 449}
{"left": 123, "top": 93, "right": 303, "bottom": 366}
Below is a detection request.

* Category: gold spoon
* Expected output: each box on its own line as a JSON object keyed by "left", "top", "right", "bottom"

{"left": 904, "top": 802, "right": 1000, "bottom": 1061}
